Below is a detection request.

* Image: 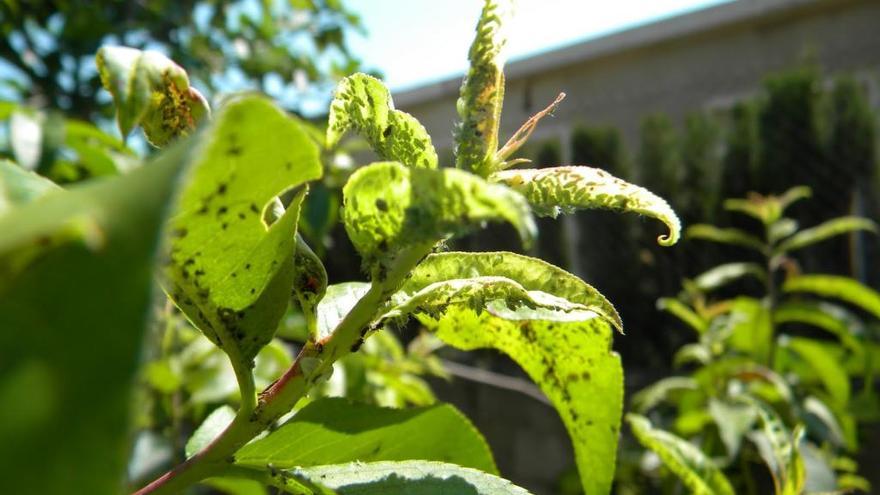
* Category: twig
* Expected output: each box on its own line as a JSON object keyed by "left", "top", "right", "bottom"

{"left": 441, "top": 359, "right": 551, "bottom": 406}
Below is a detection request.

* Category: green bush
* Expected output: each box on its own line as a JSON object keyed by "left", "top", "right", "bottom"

{"left": 624, "top": 187, "right": 879, "bottom": 494}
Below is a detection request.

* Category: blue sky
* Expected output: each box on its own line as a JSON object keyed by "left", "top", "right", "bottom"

{"left": 347, "top": 0, "right": 732, "bottom": 92}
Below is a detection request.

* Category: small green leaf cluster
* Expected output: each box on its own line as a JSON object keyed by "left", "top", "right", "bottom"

{"left": 0, "top": 1, "right": 682, "bottom": 494}
{"left": 625, "top": 187, "right": 878, "bottom": 494}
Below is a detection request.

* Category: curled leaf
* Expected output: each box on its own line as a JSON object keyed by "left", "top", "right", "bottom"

{"left": 455, "top": 0, "right": 512, "bottom": 176}
{"left": 327, "top": 73, "right": 437, "bottom": 169}
{"left": 96, "top": 46, "right": 210, "bottom": 147}
{"left": 342, "top": 161, "right": 536, "bottom": 271}
{"left": 396, "top": 251, "right": 621, "bottom": 332}
{"left": 291, "top": 234, "right": 328, "bottom": 339}
{"left": 164, "top": 97, "right": 322, "bottom": 362}
{"left": 491, "top": 166, "right": 681, "bottom": 246}
{"left": 383, "top": 276, "right": 590, "bottom": 325}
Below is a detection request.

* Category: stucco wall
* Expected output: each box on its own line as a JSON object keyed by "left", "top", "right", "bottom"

{"left": 396, "top": 0, "right": 880, "bottom": 162}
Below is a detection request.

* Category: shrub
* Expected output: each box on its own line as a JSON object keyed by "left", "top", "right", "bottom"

{"left": 625, "top": 186, "right": 879, "bottom": 494}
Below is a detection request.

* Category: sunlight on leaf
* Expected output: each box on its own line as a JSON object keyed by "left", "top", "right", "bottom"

{"left": 291, "top": 460, "right": 532, "bottom": 495}
{"left": 327, "top": 73, "right": 437, "bottom": 169}
{"left": 491, "top": 166, "right": 680, "bottom": 246}
{"left": 342, "top": 161, "right": 536, "bottom": 270}
{"left": 164, "top": 97, "right": 321, "bottom": 362}
{"left": 235, "top": 398, "right": 497, "bottom": 473}
{"left": 396, "top": 252, "right": 621, "bottom": 331}
{"left": 96, "top": 46, "right": 210, "bottom": 146}
{"left": 422, "top": 307, "right": 622, "bottom": 495}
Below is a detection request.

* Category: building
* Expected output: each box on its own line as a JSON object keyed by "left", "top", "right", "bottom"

{"left": 394, "top": 0, "right": 880, "bottom": 163}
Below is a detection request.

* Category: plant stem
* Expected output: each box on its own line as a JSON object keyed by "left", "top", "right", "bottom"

{"left": 132, "top": 243, "right": 434, "bottom": 495}
{"left": 764, "top": 223, "right": 778, "bottom": 369}
{"left": 441, "top": 359, "right": 550, "bottom": 405}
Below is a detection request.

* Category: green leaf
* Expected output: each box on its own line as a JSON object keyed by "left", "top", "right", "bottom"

{"left": 292, "top": 234, "right": 329, "bottom": 338}
{"left": 626, "top": 414, "right": 735, "bottom": 495}
{"left": 692, "top": 262, "right": 767, "bottom": 292}
{"left": 342, "top": 161, "right": 536, "bottom": 270}
{"left": 164, "top": 96, "right": 322, "bottom": 363}
{"left": 631, "top": 376, "right": 698, "bottom": 413}
{"left": 390, "top": 277, "right": 584, "bottom": 325}
{"left": 783, "top": 274, "right": 880, "bottom": 320}
{"left": 316, "top": 282, "right": 372, "bottom": 341}
{"left": 455, "top": 0, "right": 511, "bottom": 176}
{"left": 96, "top": 46, "right": 210, "bottom": 146}
{"left": 708, "top": 398, "right": 758, "bottom": 460}
{"left": 186, "top": 405, "right": 236, "bottom": 458}
{"left": 741, "top": 398, "right": 805, "bottom": 495}
{"left": 673, "top": 343, "right": 712, "bottom": 367}
{"left": 781, "top": 336, "right": 851, "bottom": 406}
{"left": 773, "top": 302, "right": 862, "bottom": 353}
{"left": 775, "top": 216, "right": 877, "bottom": 253}
{"left": 686, "top": 224, "right": 766, "bottom": 252}
{"left": 656, "top": 298, "right": 707, "bottom": 334}
{"left": 777, "top": 186, "right": 812, "bottom": 212}
{"left": 202, "top": 477, "right": 270, "bottom": 495}
{"left": 0, "top": 143, "right": 185, "bottom": 494}
{"left": 803, "top": 396, "right": 847, "bottom": 449}
{"left": 395, "top": 252, "right": 621, "bottom": 332}
{"left": 291, "top": 460, "right": 532, "bottom": 495}
{"left": 767, "top": 218, "right": 798, "bottom": 245}
{"left": 727, "top": 297, "right": 774, "bottom": 363}
{"left": 422, "top": 307, "right": 622, "bottom": 495}
{"left": 383, "top": 276, "right": 592, "bottom": 325}
{"left": 837, "top": 473, "right": 872, "bottom": 493}
{"left": 235, "top": 398, "right": 497, "bottom": 473}
{"left": 327, "top": 73, "right": 437, "bottom": 169}
{"left": 491, "top": 166, "right": 680, "bottom": 246}
{"left": 0, "top": 159, "right": 60, "bottom": 214}
{"left": 723, "top": 186, "right": 811, "bottom": 225}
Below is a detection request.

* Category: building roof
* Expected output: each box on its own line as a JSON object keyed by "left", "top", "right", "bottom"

{"left": 394, "top": 0, "right": 836, "bottom": 108}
